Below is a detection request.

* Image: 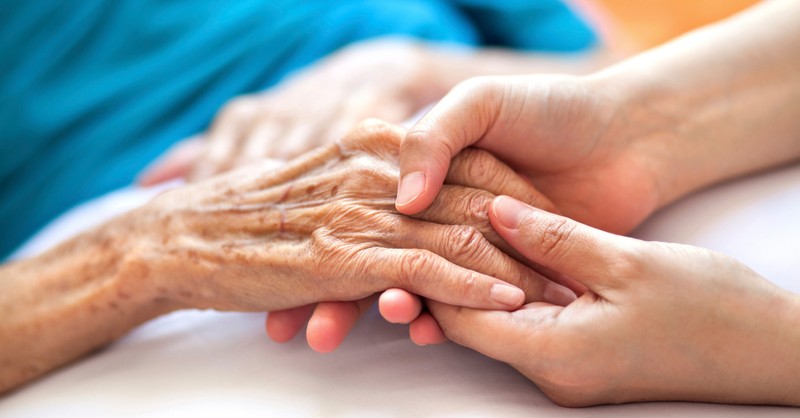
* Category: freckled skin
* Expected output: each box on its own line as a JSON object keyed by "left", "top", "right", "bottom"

{"left": 0, "top": 120, "right": 562, "bottom": 393}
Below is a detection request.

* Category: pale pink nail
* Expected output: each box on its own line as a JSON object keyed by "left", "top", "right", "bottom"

{"left": 396, "top": 171, "right": 426, "bottom": 206}
{"left": 490, "top": 284, "right": 525, "bottom": 308}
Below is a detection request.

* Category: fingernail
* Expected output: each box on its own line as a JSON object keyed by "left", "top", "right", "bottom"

{"left": 490, "top": 284, "right": 525, "bottom": 308}
{"left": 396, "top": 171, "right": 426, "bottom": 206}
{"left": 492, "top": 196, "right": 530, "bottom": 229}
{"left": 544, "top": 283, "right": 577, "bottom": 307}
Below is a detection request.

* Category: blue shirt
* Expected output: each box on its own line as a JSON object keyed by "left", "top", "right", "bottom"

{"left": 0, "top": 0, "right": 595, "bottom": 258}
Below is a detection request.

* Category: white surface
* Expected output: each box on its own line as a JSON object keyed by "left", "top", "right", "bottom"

{"left": 2, "top": 164, "right": 799, "bottom": 417}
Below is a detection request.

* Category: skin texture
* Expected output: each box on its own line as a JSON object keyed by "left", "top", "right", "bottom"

{"left": 0, "top": 120, "right": 576, "bottom": 393}
{"left": 429, "top": 196, "right": 800, "bottom": 407}
{"left": 266, "top": 144, "right": 580, "bottom": 351}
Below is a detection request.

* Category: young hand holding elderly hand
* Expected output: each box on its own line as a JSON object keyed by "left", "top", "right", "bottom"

{"left": 427, "top": 195, "right": 800, "bottom": 407}
{"left": 280, "top": 0, "right": 800, "bottom": 406}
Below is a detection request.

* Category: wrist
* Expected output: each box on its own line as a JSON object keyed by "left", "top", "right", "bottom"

{"left": 118, "top": 204, "right": 189, "bottom": 313}
{"left": 585, "top": 66, "right": 714, "bottom": 208}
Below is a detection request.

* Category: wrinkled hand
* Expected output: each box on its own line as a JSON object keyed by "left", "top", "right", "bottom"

{"left": 139, "top": 121, "right": 573, "bottom": 318}
{"left": 428, "top": 196, "right": 800, "bottom": 406}
{"left": 139, "top": 39, "right": 442, "bottom": 185}
{"left": 265, "top": 141, "right": 579, "bottom": 351}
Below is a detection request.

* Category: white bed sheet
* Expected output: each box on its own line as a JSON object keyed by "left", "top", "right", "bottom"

{"left": 1, "top": 163, "right": 799, "bottom": 417}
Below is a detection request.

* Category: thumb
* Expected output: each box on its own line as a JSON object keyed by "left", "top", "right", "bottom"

{"left": 490, "top": 196, "right": 634, "bottom": 291}
{"left": 427, "top": 300, "right": 560, "bottom": 365}
{"left": 396, "top": 78, "right": 502, "bottom": 214}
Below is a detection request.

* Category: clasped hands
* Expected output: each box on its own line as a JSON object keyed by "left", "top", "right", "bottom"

{"left": 141, "top": 71, "right": 799, "bottom": 407}
{"left": 256, "top": 76, "right": 799, "bottom": 406}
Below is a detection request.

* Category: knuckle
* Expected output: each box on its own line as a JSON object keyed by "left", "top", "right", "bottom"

{"left": 447, "top": 225, "right": 486, "bottom": 260}
{"left": 398, "top": 250, "right": 436, "bottom": 288}
{"left": 465, "top": 191, "right": 492, "bottom": 225}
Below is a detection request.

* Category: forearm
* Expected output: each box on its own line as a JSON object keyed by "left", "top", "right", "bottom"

{"left": 0, "top": 211, "right": 172, "bottom": 393}
{"left": 594, "top": 0, "right": 800, "bottom": 206}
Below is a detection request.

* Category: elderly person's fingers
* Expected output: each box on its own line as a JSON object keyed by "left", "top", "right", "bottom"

{"left": 394, "top": 220, "right": 575, "bottom": 306}
{"left": 190, "top": 96, "right": 260, "bottom": 181}
{"left": 234, "top": 119, "right": 285, "bottom": 167}
{"left": 446, "top": 148, "right": 557, "bottom": 214}
{"left": 358, "top": 246, "right": 523, "bottom": 310}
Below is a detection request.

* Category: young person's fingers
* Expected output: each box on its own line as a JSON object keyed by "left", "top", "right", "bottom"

{"left": 490, "top": 196, "right": 635, "bottom": 291}
{"left": 396, "top": 79, "right": 502, "bottom": 214}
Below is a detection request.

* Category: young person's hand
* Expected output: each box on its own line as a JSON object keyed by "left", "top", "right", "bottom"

{"left": 428, "top": 196, "right": 800, "bottom": 406}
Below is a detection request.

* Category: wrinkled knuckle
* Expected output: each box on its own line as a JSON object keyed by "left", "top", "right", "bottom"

{"left": 465, "top": 191, "right": 492, "bottom": 225}
{"left": 448, "top": 225, "right": 485, "bottom": 260}
{"left": 398, "top": 250, "right": 435, "bottom": 288}
{"left": 536, "top": 217, "right": 576, "bottom": 259}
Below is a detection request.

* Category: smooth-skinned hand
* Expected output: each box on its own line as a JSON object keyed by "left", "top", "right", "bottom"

{"left": 395, "top": 74, "right": 663, "bottom": 234}
{"left": 427, "top": 195, "right": 800, "bottom": 406}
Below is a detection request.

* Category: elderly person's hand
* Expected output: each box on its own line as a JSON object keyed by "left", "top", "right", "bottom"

{"left": 0, "top": 120, "right": 575, "bottom": 393}
{"left": 143, "top": 121, "right": 572, "bottom": 312}
{"left": 427, "top": 196, "right": 800, "bottom": 407}
{"left": 137, "top": 39, "right": 610, "bottom": 186}
{"left": 264, "top": 143, "right": 580, "bottom": 351}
